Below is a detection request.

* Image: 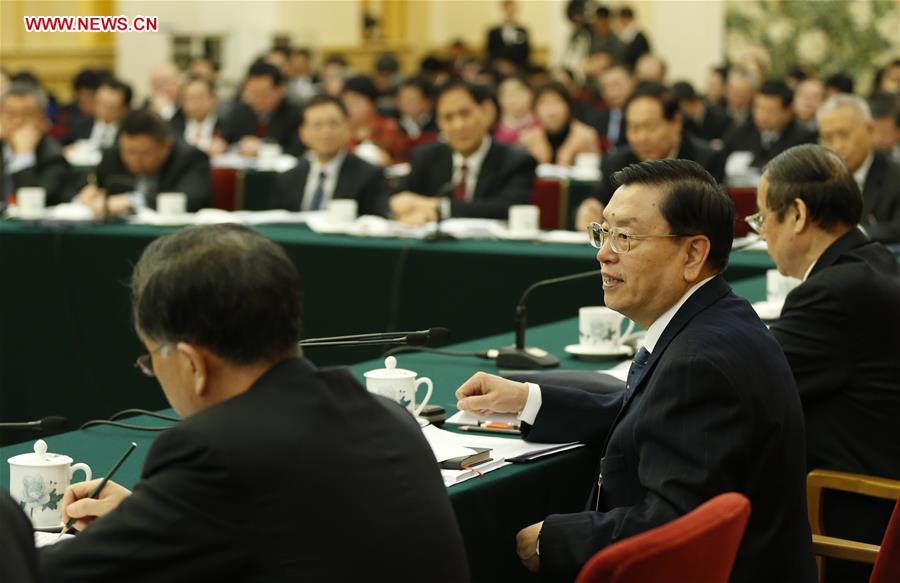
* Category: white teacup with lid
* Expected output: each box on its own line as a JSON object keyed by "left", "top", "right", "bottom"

{"left": 364, "top": 356, "right": 433, "bottom": 417}
{"left": 7, "top": 439, "right": 92, "bottom": 529}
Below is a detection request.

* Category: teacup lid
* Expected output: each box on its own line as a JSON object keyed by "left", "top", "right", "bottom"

{"left": 363, "top": 355, "right": 417, "bottom": 379}
{"left": 6, "top": 439, "right": 73, "bottom": 467}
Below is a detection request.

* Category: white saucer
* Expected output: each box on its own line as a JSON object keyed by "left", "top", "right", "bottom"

{"left": 752, "top": 300, "right": 783, "bottom": 321}
{"left": 564, "top": 343, "right": 634, "bottom": 361}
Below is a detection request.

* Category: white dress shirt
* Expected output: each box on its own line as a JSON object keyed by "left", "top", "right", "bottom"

{"left": 88, "top": 121, "right": 118, "bottom": 149}
{"left": 518, "top": 276, "right": 716, "bottom": 425}
{"left": 441, "top": 137, "right": 492, "bottom": 219}
{"left": 852, "top": 151, "right": 874, "bottom": 193}
{"left": 301, "top": 150, "right": 346, "bottom": 211}
{"left": 183, "top": 115, "right": 218, "bottom": 152}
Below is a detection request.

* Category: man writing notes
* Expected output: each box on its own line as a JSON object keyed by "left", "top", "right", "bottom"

{"left": 753, "top": 144, "right": 900, "bottom": 583}
{"left": 38, "top": 225, "right": 470, "bottom": 582}
{"left": 390, "top": 79, "right": 536, "bottom": 224}
{"left": 456, "top": 160, "right": 816, "bottom": 582}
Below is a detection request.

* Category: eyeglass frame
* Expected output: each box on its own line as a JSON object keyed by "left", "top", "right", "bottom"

{"left": 587, "top": 221, "right": 693, "bottom": 253}
{"left": 744, "top": 210, "right": 767, "bottom": 234}
{"left": 134, "top": 344, "right": 169, "bottom": 378}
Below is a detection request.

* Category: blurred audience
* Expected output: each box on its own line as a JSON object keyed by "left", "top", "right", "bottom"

{"left": 520, "top": 81, "right": 599, "bottom": 166}
{"left": 170, "top": 77, "right": 227, "bottom": 156}
{"left": 793, "top": 78, "right": 825, "bottom": 133}
{"left": 342, "top": 75, "right": 409, "bottom": 165}
{"left": 62, "top": 77, "right": 132, "bottom": 150}
{"left": 487, "top": 0, "right": 531, "bottom": 74}
{"left": 396, "top": 76, "right": 439, "bottom": 144}
{"left": 494, "top": 75, "right": 537, "bottom": 145}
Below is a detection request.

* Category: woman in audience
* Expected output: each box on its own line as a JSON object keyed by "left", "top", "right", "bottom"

{"left": 494, "top": 75, "right": 538, "bottom": 145}
{"left": 519, "top": 81, "right": 599, "bottom": 166}
{"left": 342, "top": 75, "right": 409, "bottom": 165}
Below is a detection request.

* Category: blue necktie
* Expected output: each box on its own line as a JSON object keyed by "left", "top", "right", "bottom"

{"left": 625, "top": 347, "right": 650, "bottom": 401}
{"left": 309, "top": 170, "right": 327, "bottom": 211}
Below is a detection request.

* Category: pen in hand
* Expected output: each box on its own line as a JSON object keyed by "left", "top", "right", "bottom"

{"left": 58, "top": 442, "right": 137, "bottom": 538}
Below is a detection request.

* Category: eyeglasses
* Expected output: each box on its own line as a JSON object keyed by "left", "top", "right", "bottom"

{"left": 134, "top": 345, "right": 167, "bottom": 378}
{"left": 587, "top": 222, "right": 689, "bottom": 253}
{"left": 744, "top": 211, "right": 766, "bottom": 234}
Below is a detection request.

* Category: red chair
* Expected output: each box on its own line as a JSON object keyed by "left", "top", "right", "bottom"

{"left": 531, "top": 178, "right": 564, "bottom": 230}
{"left": 575, "top": 492, "right": 751, "bottom": 583}
{"left": 728, "top": 187, "right": 757, "bottom": 238}
{"left": 872, "top": 497, "right": 900, "bottom": 583}
{"left": 211, "top": 167, "right": 239, "bottom": 211}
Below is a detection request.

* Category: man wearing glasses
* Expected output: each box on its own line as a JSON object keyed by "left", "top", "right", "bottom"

{"left": 37, "top": 224, "right": 470, "bottom": 583}
{"left": 751, "top": 144, "right": 900, "bottom": 583}
{"left": 456, "top": 159, "right": 816, "bottom": 583}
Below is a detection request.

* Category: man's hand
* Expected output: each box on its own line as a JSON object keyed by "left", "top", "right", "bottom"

{"left": 516, "top": 521, "right": 543, "bottom": 573}
{"left": 455, "top": 372, "right": 529, "bottom": 416}
{"left": 390, "top": 191, "right": 440, "bottom": 225}
{"left": 10, "top": 125, "right": 41, "bottom": 156}
{"left": 238, "top": 136, "right": 262, "bottom": 157}
{"left": 105, "top": 194, "right": 133, "bottom": 217}
{"left": 61, "top": 479, "right": 132, "bottom": 532}
{"left": 77, "top": 184, "right": 107, "bottom": 217}
{"left": 575, "top": 197, "right": 605, "bottom": 232}
{"left": 208, "top": 136, "right": 228, "bottom": 157}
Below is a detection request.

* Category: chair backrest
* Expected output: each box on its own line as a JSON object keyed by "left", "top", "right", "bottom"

{"left": 575, "top": 492, "right": 751, "bottom": 583}
{"left": 531, "top": 178, "right": 563, "bottom": 230}
{"left": 871, "top": 497, "right": 900, "bottom": 583}
{"left": 728, "top": 187, "right": 757, "bottom": 238}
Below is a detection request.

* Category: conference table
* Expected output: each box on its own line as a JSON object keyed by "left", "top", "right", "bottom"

{"left": 1, "top": 276, "right": 767, "bottom": 582}
{"left": 0, "top": 219, "right": 775, "bottom": 430}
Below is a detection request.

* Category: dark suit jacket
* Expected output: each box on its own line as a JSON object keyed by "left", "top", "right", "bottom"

{"left": 270, "top": 152, "right": 389, "bottom": 216}
{"left": 684, "top": 104, "right": 730, "bottom": 141}
{"left": 588, "top": 108, "right": 628, "bottom": 148}
{"left": 39, "top": 358, "right": 470, "bottom": 583}
{"left": 395, "top": 140, "right": 536, "bottom": 219}
{"left": 525, "top": 276, "right": 817, "bottom": 583}
{"left": 861, "top": 150, "right": 900, "bottom": 243}
{"left": 722, "top": 117, "right": 816, "bottom": 169}
{"left": 93, "top": 140, "right": 211, "bottom": 211}
{"left": 220, "top": 99, "right": 303, "bottom": 156}
{"left": 0, "top": 491, "right": 39, "bottom": 583}
{"left": 622, "top": 30, "right": 651, "bottom": 69}
{"left": 1, "top": 136, "right": 73, "bottom": 205}
{"left": 61, "top": 114, "right": 95, "bottom": 146}
{"left": 594, "top": 135, "right": 724, "bottom": 205}
{"left": 487, "top": 24, "right": 531, "bottom": 67}
{"left": 771, "top": 229, "right": 900, "bottom": 549}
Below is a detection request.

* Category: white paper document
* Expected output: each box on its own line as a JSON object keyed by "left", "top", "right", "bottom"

{"left": 445, "top": 411, "right": 520, "bottom": 428}
{"left": 35, "top": 531, "right": 74, "bottom": 547}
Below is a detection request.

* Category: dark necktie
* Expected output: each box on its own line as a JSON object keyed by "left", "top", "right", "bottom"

{"left": 309, "top": 170, "right": 327, "bottom": 211}
{"left": 624, "top": 347, "right": 650, "bottom": 401}
{"left": 453, "top": 163, "right": 468, "bottom": 202}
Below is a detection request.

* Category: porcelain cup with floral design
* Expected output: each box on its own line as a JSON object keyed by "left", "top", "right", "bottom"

{"left": 7, "top": 439, "right": 92, "bottom": 529}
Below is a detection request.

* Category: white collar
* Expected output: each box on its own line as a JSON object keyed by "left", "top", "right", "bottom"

{"left": 642, "top": 275, "right": 716, "bottom": 354}
{"left": 801, "top": 260, "right": 816, "bottom": 282}
{"left": 306, "top": 149, "right": 347, "bottom": 176}
{"left": 853, "top": 150, "right": 874, "bottom": 190}
{"left": 452, "top": 136, "right": 491, "bottom": 174}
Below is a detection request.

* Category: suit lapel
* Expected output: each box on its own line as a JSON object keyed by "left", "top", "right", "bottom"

{"left": 335, "top": 154, "right": 359, "bottom": 199}
{"left": 862, "top": 153, "right": 885, "bottom": 220}
{"left": 295, "top": 161, "right": 311, "bottom": 210}
{"left": 473, "top": 142, "right": 499, "bottom": 201}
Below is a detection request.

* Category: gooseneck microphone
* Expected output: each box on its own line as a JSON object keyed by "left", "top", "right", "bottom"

{"left": 0, "top": 416, "right": 69, "bottom": 432}
{"left": 425, "top": 180, "right": 457, "bottom": 242}
{"left": 496, "top": 270, "right": 602, "bottom": 369}
{"left": 298, "top": 327, "right": 450, "bottom": 348}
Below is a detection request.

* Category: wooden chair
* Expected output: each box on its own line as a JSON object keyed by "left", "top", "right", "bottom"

{"left": 727, "top": 187, "right": 757, "bottom": 238}
{"left": 807, "top": 469, "right": 900, "bottom": 583}
{"left": 531, "top": 178, "right": 564, "bottom": 230}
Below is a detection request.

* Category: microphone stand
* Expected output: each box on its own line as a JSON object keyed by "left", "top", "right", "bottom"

{"left": 425, "top": 180, "right": 457, "bottom": 242}
{"left": 496, "top": 270, "right": 601, "bottom": 369}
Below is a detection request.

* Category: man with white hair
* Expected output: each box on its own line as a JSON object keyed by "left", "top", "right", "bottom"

{"left": 818, "top": 94, "right": 900, "bottom": 243}
{"left": 147, "top": 63, "right": 183, "bottom": 121}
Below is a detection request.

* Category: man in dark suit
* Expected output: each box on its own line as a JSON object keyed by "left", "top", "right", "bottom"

{"left": 270, "top": 95, "right": 388, "bottom": 216}
{"left": 617, "top": 6, "right": 651, "bottom": 70}
{"left": 168, "top": 77, "right": 227, "bottom": 156}
{"left": 818, "top": 94, "right": 900, "bottom": 243}
{"left": 753, "top": 144, "right": 900, "bottom": 582}
{"left": 722, "top": 80, "right": 817, "bottom": 173}
{"left": 590, "top": 64, "right": 633, "bottom": 148}
{"left": 391, "top": 79, "right": 536, "bottom": 223}
{"left": 62, "top": 78, "right": 132, "bottom": 149}
{"left": 54, "top": 68, "right": 101, "bottom": 140}
{"left": 0, "top": 491, "right": 40, "bottom": 583}
{"left": 456, "top": 159, "right": 816, "bottom": 583}
{"left": 486, "top": 0, "right": 531, "bottom": 72}
{"left": 74, "top": 110, "right": 211, "bottom": 216}
{"left": 38, "top": 224, "right": 470, "bottom": 583}
{"left": 576, "top": 82, "right": 724, "bottom": 229}
{"left": 1, "top": 83, "right": 74, "bottom": 208}
{"left": 220, "top": 61, "right": 303, "bottom": 157}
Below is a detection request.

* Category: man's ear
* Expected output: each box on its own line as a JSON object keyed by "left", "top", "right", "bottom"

{"left": 683, "top": 235, "right": 711, "bottom": 282}
{"left": 175, "top": 342, "right": 209, "bottom": 397}
{"left": 791, "top": 198, "right": 809, "bottom": 234}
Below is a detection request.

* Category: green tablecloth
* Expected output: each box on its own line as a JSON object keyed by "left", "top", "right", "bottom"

{"left": 1, "top": 275, "right": 766, "bottom": 581}
{"left": 0, "top": 218, "right": 772, "bottom": 430}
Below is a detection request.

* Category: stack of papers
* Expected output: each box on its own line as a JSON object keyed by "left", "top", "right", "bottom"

{"left": 35, "top": 531, "right": 73, "bottom": 547}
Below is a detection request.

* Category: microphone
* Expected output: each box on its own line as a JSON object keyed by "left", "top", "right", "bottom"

{"left": 0, "top": 416, "right": 68, "bottom": 432}
{"left": 298, "top": 327, "right": 450, "bottom": 348}
{"left": 495, "top": 270, "right": 602, "bottom": 369}
{"left": 425, "top": 180, "right": 457, "bottom": 242}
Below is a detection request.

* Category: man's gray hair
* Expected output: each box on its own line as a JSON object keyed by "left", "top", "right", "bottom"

{"left": 817, "top": 94, "right": 872, "bottom": 123}
{"left": 0, "top": 81, "right": 49, "bottom": 111}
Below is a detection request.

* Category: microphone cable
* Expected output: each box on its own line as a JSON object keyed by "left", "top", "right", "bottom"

{"left": 382, "top": 345, "right": 499, "bottom": 360}
{"left": 79, "top": 408, "right": 180, "bottom": 432}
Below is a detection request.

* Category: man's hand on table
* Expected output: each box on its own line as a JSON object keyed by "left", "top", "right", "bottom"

{"left": 61, "top": 478, "right": 131, "bottom": 532}
{"left": 455, "top": 372, "right": 529, "bottom": 416}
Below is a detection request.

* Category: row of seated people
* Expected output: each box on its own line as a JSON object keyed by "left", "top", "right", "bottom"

{"left": 3, "top": 73, "right": 900, "bottom": 243}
